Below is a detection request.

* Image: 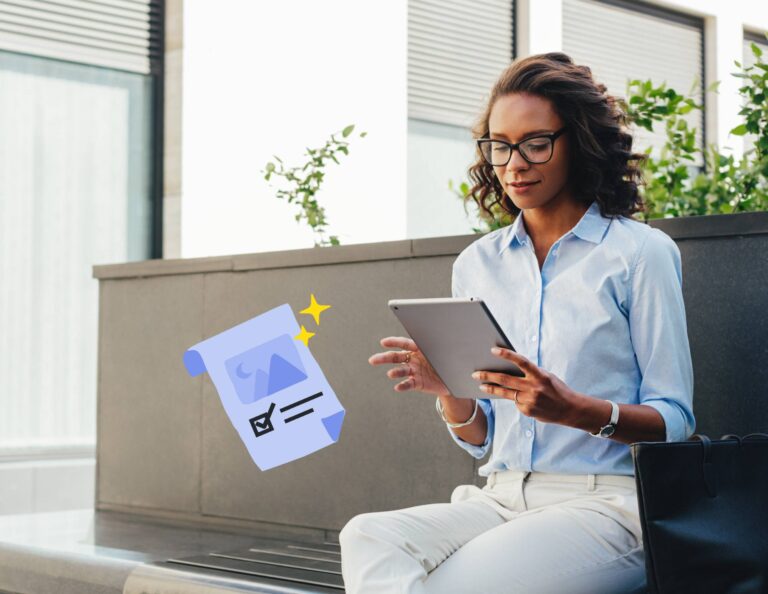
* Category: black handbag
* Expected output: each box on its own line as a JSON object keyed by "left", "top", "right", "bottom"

{"left": 631, "top": 433, "right": 768, "bottom": 594}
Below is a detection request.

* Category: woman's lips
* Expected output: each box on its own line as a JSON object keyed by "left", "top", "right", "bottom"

{"left": 508, "top": 181, "right": 540, "bottom": 193}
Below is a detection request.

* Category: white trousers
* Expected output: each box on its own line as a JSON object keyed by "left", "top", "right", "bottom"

{"left": 339, "top": 470, "right": 647, "bottom": 594}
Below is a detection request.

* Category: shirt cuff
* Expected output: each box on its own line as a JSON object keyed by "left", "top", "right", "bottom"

{"left": 641, "top": 398, "right": 695, "bottom": 442}
{"left": 445, "top": 399, "right": 493, "bottom": 459}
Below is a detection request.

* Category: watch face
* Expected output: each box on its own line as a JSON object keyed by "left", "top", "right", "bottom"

{"left": 601, "top": 425, "right": 616, "bottom": 437}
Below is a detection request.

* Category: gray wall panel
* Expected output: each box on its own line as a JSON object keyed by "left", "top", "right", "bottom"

{"left": 97, "top": 274, "right": 204, "bottom": 513}
{"left": 675, "top": 235, "right": 768, "bottom": 437}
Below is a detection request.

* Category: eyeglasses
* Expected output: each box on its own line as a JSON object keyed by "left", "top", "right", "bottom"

{"left": 477, "top": 126, "right": 568, "bottom": 166}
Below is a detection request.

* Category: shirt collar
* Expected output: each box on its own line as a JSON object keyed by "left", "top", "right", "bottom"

{"left": 498, "top": 199, "right": 610, "bottom": 255}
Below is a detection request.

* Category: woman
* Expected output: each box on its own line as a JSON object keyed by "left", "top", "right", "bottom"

{"left": 339, "top": 52, "right": 695, "bottom": 594}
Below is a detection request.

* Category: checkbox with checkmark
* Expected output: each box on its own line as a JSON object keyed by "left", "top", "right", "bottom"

{"left": 249, "top": 402, "right": 277, "bottom": 437}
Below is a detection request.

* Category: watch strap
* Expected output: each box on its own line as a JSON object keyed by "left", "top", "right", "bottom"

{"left": 590, "top": 400, "right": 619, "bottom": 437}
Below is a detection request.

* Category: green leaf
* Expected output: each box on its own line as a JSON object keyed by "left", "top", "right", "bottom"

{"left": 730, "top": 124, "right": 748, "bottom": 136}
{"left": 342, "top": 124, "right": 355, "bottom": 137}
{"left": 751, "top": 42, "right": 763, "bottom": 58}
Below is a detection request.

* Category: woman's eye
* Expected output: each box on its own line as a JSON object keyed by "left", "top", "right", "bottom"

{"left": 526, "top": 142, "right": 549, "bottom": 152}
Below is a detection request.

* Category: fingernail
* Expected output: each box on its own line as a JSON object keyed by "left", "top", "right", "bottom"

{"left": 471, "top": 372, "right": 480, "bottom": 379}
{"left": 491, "top": 347, "right": 501, "bottom": 355}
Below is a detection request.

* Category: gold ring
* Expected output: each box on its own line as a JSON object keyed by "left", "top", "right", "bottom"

{"left": 514, "top": 389, "right": 520, "bottom": 404}
{"left": 403, "top": 351, "right": 411, "bottom": 364}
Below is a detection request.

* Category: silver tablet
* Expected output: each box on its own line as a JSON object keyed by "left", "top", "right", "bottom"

{"left": 388, "top": 297, "right": 524, "bottom": 400}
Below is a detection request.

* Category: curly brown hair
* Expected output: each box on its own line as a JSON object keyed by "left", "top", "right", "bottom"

{"left": 467, "top": 52, "right": 647, "bottom": 221}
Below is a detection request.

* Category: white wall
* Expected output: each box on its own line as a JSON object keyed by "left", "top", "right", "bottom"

{"left": 181, "top": 0, "right": 408, "bottom": 258}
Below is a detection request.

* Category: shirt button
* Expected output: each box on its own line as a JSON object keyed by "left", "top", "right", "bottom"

{"left": 525, "top": 430, "right": 533, "bottom": 438}
{"left": 531, "top": 335, "right": 537, "bottom": 342}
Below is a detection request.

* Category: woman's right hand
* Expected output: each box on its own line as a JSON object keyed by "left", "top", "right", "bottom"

{"left": 368, "top": 336, "right": 451, "bottom": 397}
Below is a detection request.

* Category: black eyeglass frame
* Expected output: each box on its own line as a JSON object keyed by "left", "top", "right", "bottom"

{"left": 477, "top": 126, "right": 568, "bottom": 166}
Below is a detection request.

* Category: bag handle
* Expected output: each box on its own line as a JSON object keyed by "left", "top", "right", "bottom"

{"left": 689, "top": 434, "right": 717, "bottom": 497}
{"left": 690, "top": 433, "right": 768, "bottom": 498}
{"left": 719, "top": 432, "right": 768, "bottom": 444}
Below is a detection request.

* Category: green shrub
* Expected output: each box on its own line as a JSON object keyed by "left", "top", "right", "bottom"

{"left": 263, "top": 124, "right": 366, "bottom": 247}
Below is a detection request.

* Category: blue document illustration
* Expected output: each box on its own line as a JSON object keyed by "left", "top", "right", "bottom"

{"left": 183, "top": 303, "right": 345, "bottom": 470}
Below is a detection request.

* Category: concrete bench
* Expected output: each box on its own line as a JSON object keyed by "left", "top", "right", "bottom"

{"left": 0, "top": 211, "right": 765, "bottom": 593}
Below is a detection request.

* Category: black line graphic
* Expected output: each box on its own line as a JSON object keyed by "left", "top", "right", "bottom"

{"left": 284, "top": 408, "right": 314, "bottom": 423}
{"left": 280, "top": 391, "right": 323, "bottom": 412}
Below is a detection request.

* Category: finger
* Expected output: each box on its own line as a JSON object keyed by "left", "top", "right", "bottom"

{"left": 490, "top": 347, "right": 541, "bottom": 378}
{"left": 479, "top": 382, "right": 524, "bottom": 404}
{"left": 472, "top": 370, "right": 527, "bottom": 391}
{"left": 394, "top": 377, "right": 414, "bottom": 391}
{"left": 369, "top": 350, "right": 412, "bottom": 366}
{"left": 387, "top": 366, "right": 411, "bottom": 379}
{"left": 380, "top": 336, "right": 418, "bottom": 351}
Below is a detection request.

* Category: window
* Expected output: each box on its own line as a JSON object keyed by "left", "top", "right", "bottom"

{"left": 563, "top": 0, "right": 705, "bottom": 166}
{"left": 408, "top": 0, "right": 515, "bottom": 127}
{"left": 407, "top": 0, "right": 515, "bottom": 239}
{"left": 0, "top": 0, "right": 161, "bottom": 454}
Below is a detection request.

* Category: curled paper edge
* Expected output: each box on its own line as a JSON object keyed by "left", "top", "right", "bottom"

{"left": 183, "top": 348, "right": 206, "bottom": 376}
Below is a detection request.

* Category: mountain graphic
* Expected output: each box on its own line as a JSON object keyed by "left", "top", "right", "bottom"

{"left": 226, "top": 334, "right": 309, "bottom": 405}
{"left": 253, "top": 353, "right": 309, "bottom": 400}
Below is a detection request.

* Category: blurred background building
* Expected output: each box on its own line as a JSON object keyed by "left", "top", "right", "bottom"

{"left": 0, "top": 0, "right": 766, "bottom": 514}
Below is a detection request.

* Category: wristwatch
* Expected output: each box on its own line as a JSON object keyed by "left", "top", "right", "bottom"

{"left": 589, "top": 400, "right": 619, "bottom": 438}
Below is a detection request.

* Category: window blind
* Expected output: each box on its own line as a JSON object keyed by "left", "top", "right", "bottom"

{"left": 0, "top": 0, "right": 161, "bottom": 74}
{"left": 408, "top": 0, "right": 514, "bottom": 128}
{"left": 563, "top": 0, "right": 704, "bottom": 163}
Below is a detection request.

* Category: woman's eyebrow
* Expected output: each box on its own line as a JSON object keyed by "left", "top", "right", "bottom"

{"left": 489, "top": 129, "right": 552, "bottom": 139}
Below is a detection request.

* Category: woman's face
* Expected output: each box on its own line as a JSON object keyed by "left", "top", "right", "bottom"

{"left": 487, "top": 92, "right": 572, "bottom": 211}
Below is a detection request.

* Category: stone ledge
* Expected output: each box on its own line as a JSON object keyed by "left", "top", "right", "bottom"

{"left": 91, "top": 212, "right": 768, "bottom": 281}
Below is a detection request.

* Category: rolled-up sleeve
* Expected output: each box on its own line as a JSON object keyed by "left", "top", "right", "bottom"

{"left": 628, "top": 228, "right": 696, "bottom": 442}
{"left": 445, "top": 258, "right": 494, "bottom": 458}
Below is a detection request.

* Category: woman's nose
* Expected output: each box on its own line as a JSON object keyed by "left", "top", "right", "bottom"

{"left": 506, "top": 148, "right": 530, "bottom": 172}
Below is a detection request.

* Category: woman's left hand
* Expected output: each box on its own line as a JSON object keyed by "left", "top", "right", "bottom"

{"left": 471, "top": 347, "right": 584, "bottom": 426}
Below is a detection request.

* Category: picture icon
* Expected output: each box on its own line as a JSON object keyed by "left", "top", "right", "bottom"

{"left": 183, "top": 301, "right": 345, "bottom": 470}
{"left": 225, "top": 334, "right": 308, "bottom": 404}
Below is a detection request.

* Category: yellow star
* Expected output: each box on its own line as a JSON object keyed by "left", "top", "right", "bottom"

{"left": 299, "top": 293, "right": 332, "bottom": 325}
{"left": 294, "top": 325, "right": 316, "bottom": 347}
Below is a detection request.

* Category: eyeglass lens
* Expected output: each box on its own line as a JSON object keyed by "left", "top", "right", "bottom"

{"left": 481, "top": 137, "right": 553, "bottom": 166}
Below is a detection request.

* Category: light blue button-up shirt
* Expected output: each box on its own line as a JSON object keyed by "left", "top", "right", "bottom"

{"left": 449, "top": 199, "right": 695, "bottom": 477}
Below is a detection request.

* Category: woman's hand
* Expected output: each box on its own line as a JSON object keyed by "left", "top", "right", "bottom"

{"left": 471, "top": 347, "right": 584, "bottom": 426}
{"left": 368, "top": 336, "right": 451, "bottom": 397}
